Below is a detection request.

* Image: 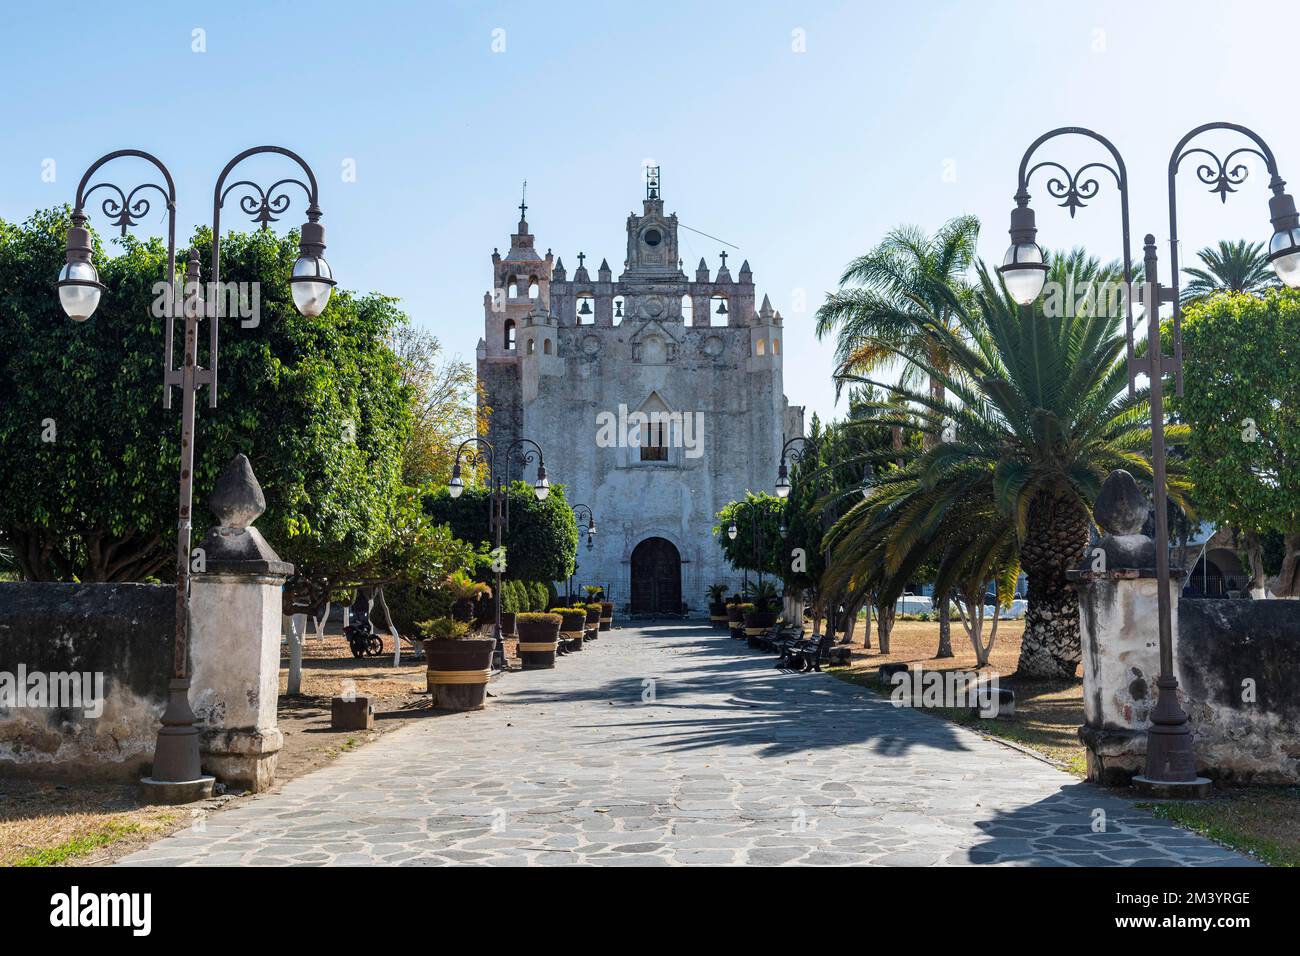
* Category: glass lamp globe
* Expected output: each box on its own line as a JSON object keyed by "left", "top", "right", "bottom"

{"left": 1269, "top": 226, "right": 1300, "bottom": 288}
{"left": 727, "top": 524, "right": 738, "bottom": 541}
{"left": 775, "top": 476, "right": 791, "bottom": 499}
{"left": 58, "top": 261, "right": 102, "bottom": 321}
{"left": 448, "top": 475, "right": 464, "bottom": 499}
{"left": 290, "top": 255, "right": 335, "bottom": 317}
{"left": 999, "top": 242, "right": 1047, "bottom": 305}
{"left": 533, "top": 477, "right": 550, "bottom": 500}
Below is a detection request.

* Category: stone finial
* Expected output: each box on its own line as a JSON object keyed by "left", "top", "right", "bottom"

{"left": 738, "top": 259, "right": 752, "bottom": 283}
{"left": 1096, "top": 469, "right": 1147, "bottom": 535}
{"left": 553, "top": 257, "right": 566, "bottom": 281}
{"left": 197, "top": 454, "right": 291, "bottom": 576}
{"left": 208, "top": 453, "right": 266, "bottom": 529}
{"left": 598, "top": 258, "right": 612, "bottom": 282}
{"left": 758, "top": 293, "right": 774, "bottom": 320}
{"left": 695, "top": 257, "right": 710, "bottom": 283}
{"left": 1091, "top": 469, "right": 1155, "bottom": 570}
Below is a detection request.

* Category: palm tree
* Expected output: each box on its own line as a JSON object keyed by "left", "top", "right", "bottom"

{"left": 815, "top": 216, "right": 979, "bottom": 656}
{"left": 822, "top": 252, "right": 1187, "bottom": 680}
{"left": 1181, "top": 239, "right": 1276, "bottom": 304}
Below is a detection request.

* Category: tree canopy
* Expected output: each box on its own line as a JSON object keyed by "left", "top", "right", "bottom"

{"left": 0, "top": 207, "right": 471, "bottom": 611}
{"left": 1182, "top": 289, "right": 1300, "bottom": 595}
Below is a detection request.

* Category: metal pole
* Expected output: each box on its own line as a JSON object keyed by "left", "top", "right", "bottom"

{"left": 492, "top": 474, "right": 506, "bottom": 671}
{"left": 149, "top": 250, "right": 206, "bottom": 785}
{"left": 1135, "top": 236, "right": 1201, "bottom": 786}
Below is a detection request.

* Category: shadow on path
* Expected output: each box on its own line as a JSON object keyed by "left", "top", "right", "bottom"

{"left": 504, "top": 621, "right": 977, "bottom": 760}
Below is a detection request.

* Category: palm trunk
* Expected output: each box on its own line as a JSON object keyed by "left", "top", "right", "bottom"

{"left": 935, "top": 593, "right": 954, "bottom": 658}
{"left": 875, "top": 596, "right": 894, "bottom": 655}
{"left": 1015, "top": 492, "right": 1090, "bottom": 680}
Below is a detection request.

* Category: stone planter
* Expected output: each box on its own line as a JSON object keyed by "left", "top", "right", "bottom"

{"left": 559, "top": 611, "right": 587, "bottom": 652}
{"left": 599, "top": 601, "right": 614, "bottom": 632}
{"left": 515, "top": 614, "right": 560, "bottom": 670}
{"left": 743, "top": 609, "right": 778, "bottom": 638}
{"left": 424, "top": 637, "right": 495, "bottom": 710}
{"left": 583, "top": 605, "right": 601, "bottom": 640}
{"left": 709, "top": 602, "right": 729, "bottom": 631}
{"left": 726, "top": 604, "right": 746, "bottom": 639}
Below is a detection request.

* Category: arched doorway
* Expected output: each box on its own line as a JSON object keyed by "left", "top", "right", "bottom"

{"left": 630, "top": 537, "right": 682, "bottom": 615}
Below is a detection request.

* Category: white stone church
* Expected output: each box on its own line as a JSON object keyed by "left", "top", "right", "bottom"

{"left": 476, "top": 170, "right": 803, "bottom": 615}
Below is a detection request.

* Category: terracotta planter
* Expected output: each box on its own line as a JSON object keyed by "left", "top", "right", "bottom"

{"left": 500, "top": 611, "right": 517, "bottom": 637}
{"left": 559, "top": 611, "right": 587, "bottom": 651}
{"left": 709, "top": 602, "right": 729, "bottom": 631}
{"left": 599, "top": 601, "right": 614, "bottom": 631}
{"left": 515, "top": 615, "right": 560, "bottom": 670}
{"left": 743, "top": 609, "right": 779, "bottom": 638}
{"left": 424, "top": 637, "right": 495, "bottom": 710}
{"left": 583, "top": 605, "right": 601, "bottom": 640}
{"left": 726, "top": 604, "right": 746, "bottom": 639}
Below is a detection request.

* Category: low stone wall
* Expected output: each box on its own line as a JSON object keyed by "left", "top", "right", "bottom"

{"left": 0, "top": 582, "right": 174, "bottom": 781}
{"left": 1077, "top": 569, "right": 1300, "bottom": 784}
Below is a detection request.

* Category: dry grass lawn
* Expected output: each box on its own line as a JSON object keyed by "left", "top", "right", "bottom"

{"left": 829, "top": 617, "right": 1089, "bottom": 774}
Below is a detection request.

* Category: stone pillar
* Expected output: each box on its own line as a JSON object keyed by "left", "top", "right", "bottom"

{"left": 1070, "top": 470, "right": 1182, "bottom": 785}
{"left": 188, "top": 454, "right": 294, "bottom": 793}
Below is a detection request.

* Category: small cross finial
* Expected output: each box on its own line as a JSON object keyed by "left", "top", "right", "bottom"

{"left": 518, "top": 180, "right": 527, "bottom": 220}
{"left": 719, "top": 250, "right": 728, "bottom": 267}
{"left": 577, "top": 252, "right": 586, "bottom": 268}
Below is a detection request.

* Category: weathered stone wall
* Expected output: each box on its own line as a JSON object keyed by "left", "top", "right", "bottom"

{"left": 0, "top": 582, "right": 173, "bottom": 780}
{"left": 1077, "top": 569, "right": 1300, "bottom": 783}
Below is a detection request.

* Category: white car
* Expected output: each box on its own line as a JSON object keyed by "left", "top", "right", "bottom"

{"left": 895, "top": 594, "right": 933, "bottom": 615}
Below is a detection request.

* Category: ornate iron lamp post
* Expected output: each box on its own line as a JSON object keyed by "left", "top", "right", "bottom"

{"left": 448, "top": 437, "right": 550, "bottom": 670}
{"left": 58, "top": 146, "right": 334, "bottom": 801}
{"left": 726, "top": 498, "right": 767, "bottom": 592}
{"left": 566, "top": 504, "right": 597, "bottom": 602}
{"left": 997, "top": 124, "right": 1300, "bottom": 794}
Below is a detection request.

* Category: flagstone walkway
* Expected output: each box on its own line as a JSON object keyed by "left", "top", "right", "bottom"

{"left": 118, "top": 623, "right": 1252, "bottom": 866}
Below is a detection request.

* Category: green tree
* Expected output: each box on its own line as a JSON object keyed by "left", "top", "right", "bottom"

{"left": 423, "top": 481, "right": 578, "bottom": 584}
{"left": 1180, "top": 239, "right": 1277, "bottom": 305}
{"left": 815, "top": 216, "right": 980, "bottom": 651}
{"left": 824, "top": 252, "right": 1176, "bottom": 679}
{"left": 0, "top": 208, "right": 432, "bottom": 615}
{"left": 714, "top": 493, "right": 786, "bottom": 582}
{"left": 1181, "top": 290, "right": 1300, "bottom": 596}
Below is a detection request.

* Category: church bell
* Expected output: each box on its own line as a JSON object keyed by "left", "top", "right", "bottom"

{"left": 716, "top": 299, "right": 729, "bottom": 315}
{"left": 578, "top": 299, "right": 593, "bottom": 316}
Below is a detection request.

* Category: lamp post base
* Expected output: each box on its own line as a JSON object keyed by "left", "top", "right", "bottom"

{"left": 143, "top": 677, "right": 215, "bottom": 804}
{"left": 140, "top": 775, "right": 216, "bottom": 805}
{"left": 1137, "top": 675, "right": 1208, "bottom": 797}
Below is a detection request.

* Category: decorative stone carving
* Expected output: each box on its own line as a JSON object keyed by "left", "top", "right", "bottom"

{"left": 1092, "top": 469, "right": 1156, "bottom": 570}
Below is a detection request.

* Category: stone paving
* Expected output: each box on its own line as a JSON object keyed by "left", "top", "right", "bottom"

{"left": 118, "top": 623, "right": 1253, "bottom": 866}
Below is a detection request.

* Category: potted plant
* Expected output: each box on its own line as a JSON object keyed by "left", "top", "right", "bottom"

{"left": 599, "top": 600, "right": 614, "bottom": 631}
{"left": 725, "top": 595, "right": 747, "bottom": 638}
{"left": 444, "top": 571, "right": 492, "bottom": 626}
{"left": 417, "top": 616, "right": 495, "bottom": 710}
{"left": 707, "top": 584, "right": 729, "bottom": 631}
{"left": 553, "top": 607, "right": 588, "bottom": 652}
{"left": 731, "top": 602, "right": 754, "bottom": 639}
{"left": 581, "top": 602, "right": 602, "bottom": 639}
{"left": 515, "top": 611, "right": 562, "bottom": 669}
{"left": 743, "top": 581, "right": 781, "bottom": 640}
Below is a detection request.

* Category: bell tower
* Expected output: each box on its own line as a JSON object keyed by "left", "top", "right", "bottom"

{"left": 621, "top": 166, "right": 683, "bottom": 279}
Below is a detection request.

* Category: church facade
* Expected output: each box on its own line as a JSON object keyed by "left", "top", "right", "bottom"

{"left": 476, "top": 170, "right": 804, "bottom": 615}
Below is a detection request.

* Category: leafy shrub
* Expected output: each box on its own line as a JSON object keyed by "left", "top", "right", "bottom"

{"left": 415, "top": 616, "right": 470, "bottom": 641}
{"left": 516, "top": 612, "right": 561, "bottom": 625}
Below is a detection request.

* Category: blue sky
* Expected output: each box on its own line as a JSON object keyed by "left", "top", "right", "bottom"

{"left": 2, "top": 0, "right": 1297, "bottom": 424}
